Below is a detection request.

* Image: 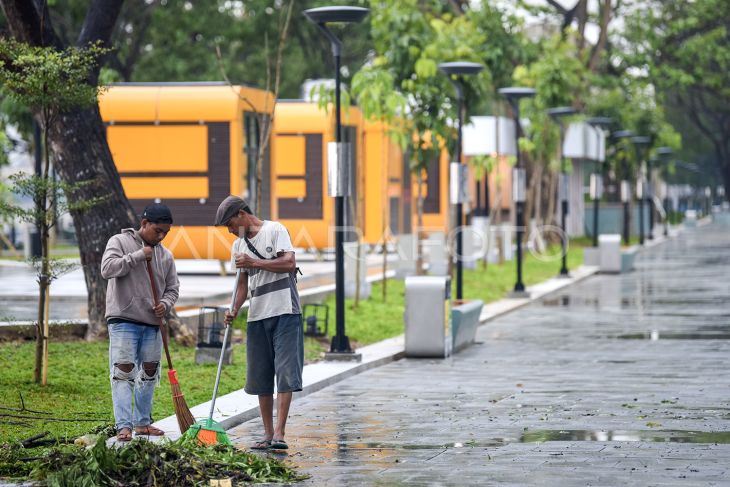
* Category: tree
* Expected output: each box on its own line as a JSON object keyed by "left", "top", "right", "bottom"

{"left": 0, "top": 40, "right": 108, "bottom": 383}
{"left": 511, "top": 33, "right": 588, "bottom": 243}
{"left": 623, "top": 0, "right": 730, "bottom": 200}
{"left": 1, "top": 0, "right": 138, "bottom": 339}
{"left": 351, "top": 0, "right": 490, "bottom": 275}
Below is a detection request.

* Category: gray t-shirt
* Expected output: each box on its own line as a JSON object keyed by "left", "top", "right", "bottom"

{"left": 231, "top": 221, "right": 301, "bottom": 322}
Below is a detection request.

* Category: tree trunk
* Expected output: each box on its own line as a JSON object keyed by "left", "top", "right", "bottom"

{"left": 166, "top": 309, "right": 196, "bottom": 347}
{"left": 48, "top": 106, "right": 138, "bottom": 340}
{"left": 34, "top": 276, "right": 45, "bottom": 384}
{"left": 381, "top": 132, "right": 389, "bottom": 302}
{"left": 41, "top": 284, "right": 50, "bottom": 385}
{"left": 415, "top": 170, "right": 425, "bottom": 276}
{"left": 523, "top": 158, "right": 538, "bottom": 246}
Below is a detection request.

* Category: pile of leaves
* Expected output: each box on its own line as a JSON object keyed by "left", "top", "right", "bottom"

{"left": 0, "top": 436, "right": 306, "bottom": 486}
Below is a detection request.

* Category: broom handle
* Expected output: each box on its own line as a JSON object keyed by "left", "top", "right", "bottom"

{"left": 208, "top": 268, "right": 240, "bottom": 421}
{"left": 146, "top": 256, "right": 174, "bottom": 370}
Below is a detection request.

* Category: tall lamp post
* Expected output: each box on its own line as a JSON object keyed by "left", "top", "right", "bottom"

{"left": 438, "top": 61, "right": 484, "bottom": 301}
{"left": 631, "top": 136, "right": 651, "bottom": 245}
{"left": 656, "top": 147, "right": 673, "bottom": 237}
{"left": 586, "top": 117, "right": 612, "bottom": 247}
{"left": 546, "top": 106, "right": 577, "bottom": 277}
{"left": 498, "top": 87, "right": 536, "bottom": 296}
{"left": 612, "top": 130, "right": 634, "bottom": 245}
{"left": 303, "top": 6, "right": 369, "bottom": 358}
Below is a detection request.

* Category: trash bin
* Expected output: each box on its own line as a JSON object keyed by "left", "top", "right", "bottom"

{"left": 404, "top": 276, "right": 452, "bottom": 358}
{"left": 195, "top": 306, "right": 233, "bottom": 365}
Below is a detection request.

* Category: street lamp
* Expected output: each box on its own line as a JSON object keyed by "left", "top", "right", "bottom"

{"left": 631, "top": 136, "right": 651, "bottom": 245}
{"left": 656, "top": 146, "right": 673, "bottom": 237}
{"left": 303, "top": 5, "right": 369, "bottom": 358}
{"left": 586, "top": 117, "right": 612, "bottom": 247}
{"left": 547, "top": 106, "right": 577, "bottom": 277}
{"left": 498, "top": 87, "right": 536, "bottom": 296}
{"left": 612, "top": 130, "right": 634, "bottom": 246}
{"left": 438, "top": 61, "right": 484, "bottom": 301}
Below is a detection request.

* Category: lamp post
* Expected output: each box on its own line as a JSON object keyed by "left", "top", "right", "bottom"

{"left": 438, "top": 61, "right": 484, "bottom": 301}
{"left": 498, "top": 87, "right": 536, "bottom": 296}
{"left": 631, "top": 136, "right": 651, "bottom": 246}
{"left": 546, "top": 106, "right": 577, "bottom": 277}
{"left": 303, "top": 6, "right": 369, "bottom": 358}
{"left": 586, "top": 117, "right": 612, "bottom": 247}
{"left": 656, "top": 146, "right": 673, "bottom": 237}
{"left": 612, "top": 130, "right": 634, "bottom": 246}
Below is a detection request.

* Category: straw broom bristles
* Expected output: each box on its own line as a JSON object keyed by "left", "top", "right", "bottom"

{"left": 167, "top": 368, "right": 195, "bottom": 434}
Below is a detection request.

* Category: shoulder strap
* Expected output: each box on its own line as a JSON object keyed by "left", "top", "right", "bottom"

{"left": 244, "top": 233, "right": 303, "bottom": 281}
{"left": 243, "top": 235, "right": 267, "bottom": 260}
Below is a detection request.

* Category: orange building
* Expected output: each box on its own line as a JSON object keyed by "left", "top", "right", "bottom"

{"left": 99, "top": 82, "right": 274, "bottom": 260}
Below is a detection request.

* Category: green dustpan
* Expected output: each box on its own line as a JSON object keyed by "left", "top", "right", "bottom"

{"left": 184, "top": 418, "right": 232, "bottom": 446}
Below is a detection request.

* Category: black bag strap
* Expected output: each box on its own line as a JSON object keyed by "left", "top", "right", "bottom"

{"left": 243, "top": 235, "right": 303, "bottom": 279}
{"left": 243, "top": 235, "right": 267, "bottom": 260}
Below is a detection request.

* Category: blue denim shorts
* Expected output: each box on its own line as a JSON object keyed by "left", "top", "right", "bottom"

{"left": 245, "top": 313, "right": 303, "bottom": 395}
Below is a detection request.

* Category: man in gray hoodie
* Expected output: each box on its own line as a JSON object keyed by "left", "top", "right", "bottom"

{"left": 101, "top": 203, "right": 179, "bottom": 442}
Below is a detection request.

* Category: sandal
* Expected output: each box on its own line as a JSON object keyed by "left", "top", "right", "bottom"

{"left": 250, "top": 439, "right": 272, "bottom": 450}
{"left": 270, "top": 439, "right": 288, "bottom": 450}
{"left": 116, "top": 427, "right": 132, "bottom": 442}
{"left": 134, "top": 425, "right": 165, "bottom": 436}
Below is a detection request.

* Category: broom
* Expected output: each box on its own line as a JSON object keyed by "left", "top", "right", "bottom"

{"left": 146, "top": 259, "right": 195, "bottom": 435}
{"left": 183, "top": 269, "right": 240, "bottom": 446}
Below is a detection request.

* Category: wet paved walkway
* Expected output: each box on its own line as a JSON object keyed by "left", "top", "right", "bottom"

{"left": 229, "top": 220, "right": 730, "bottom": 486}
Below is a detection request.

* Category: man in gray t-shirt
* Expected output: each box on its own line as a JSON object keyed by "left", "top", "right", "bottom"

{"left": 215, "top": 195, "right": 302, "bottom": 451}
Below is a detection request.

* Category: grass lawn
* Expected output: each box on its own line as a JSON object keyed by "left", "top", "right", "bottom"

{"left": 0, "top": 334, "right": 324, "bottom": 445}
{"left": 1, "top": 242, "right": 585, "bottom": 445}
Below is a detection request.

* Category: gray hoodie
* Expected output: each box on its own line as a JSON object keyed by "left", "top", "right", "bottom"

{"left": 101, "top": 228, "right": 179, "bottom": 326}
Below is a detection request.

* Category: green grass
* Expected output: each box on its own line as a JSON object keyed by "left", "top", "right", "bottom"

{"left": 571, "top": 235, "right": 641, "bottom": 248}
{"left": 311, "top": 243, "right": 585, "bottom": 347}
{"left": 0, "top": 327, "right": 333, "bottom": 445}
{"left": 459, "top": 244, "right": 584, "bottom": 303}
{"left": 0, "top": 242, "right": 585, "bottom": 445}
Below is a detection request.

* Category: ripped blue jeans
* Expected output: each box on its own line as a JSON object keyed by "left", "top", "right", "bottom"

{"left": 109, "top": 322, "right": 162, "bottom": 431}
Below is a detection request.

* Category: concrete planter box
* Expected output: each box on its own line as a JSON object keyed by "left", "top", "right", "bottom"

{"left": 599, "top": 234, "right": 638, "bottom": 274}
{"left": 599, "top": 234, "right": 621, "bottom": 273}
{"left": 452, "top": 299, "right": 484, "bottom": 353}
{"left": 621, "top": 247, "right": 638, "bottom": 273}
{"left": 583, "top": 247, "right": 600, "bottom": 266}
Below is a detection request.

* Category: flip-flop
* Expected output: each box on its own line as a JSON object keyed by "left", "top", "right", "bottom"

{"left": 250, "top": 439, "right": 272, "bottom": 450}
{"left": 134, "top": 425, "right": 165, "bottom": 436}
{"left": 116, "top": 427, "right": 132, "bottom": 442}
{"left": 270, "top": 439, "right": 288, "bottom": 450}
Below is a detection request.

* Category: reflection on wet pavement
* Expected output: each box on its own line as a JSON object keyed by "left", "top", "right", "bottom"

{"left": 227, "top": 220, "right": 730, "bottom": 485}
{"left": 521, "top": 429, "right": 730, "bottom": 444}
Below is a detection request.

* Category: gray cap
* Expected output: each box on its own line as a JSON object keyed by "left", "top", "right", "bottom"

{"left": 214, "top": 195, "right": 250, "bottom": 226}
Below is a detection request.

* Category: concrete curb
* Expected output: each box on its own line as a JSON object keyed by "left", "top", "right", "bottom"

{"left": 152, "top": 336, "right": 405, "bottom": 441}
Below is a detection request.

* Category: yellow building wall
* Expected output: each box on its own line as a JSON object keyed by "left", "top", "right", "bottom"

{"left": 418, "top": 148, "right": 450, "bottom": 234}
{"left": 100, "top": 84, "right": 273, "bottom": 260}
{"left": 273, "top": 102, "right": 365, "bottom": 249}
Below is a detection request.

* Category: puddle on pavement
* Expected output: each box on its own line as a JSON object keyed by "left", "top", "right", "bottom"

{"left": 298, "top": 430, "right": 730, "bottom": 454}
{"left": 520, "top": 429, "right": 730, "bottom": 444}
{"left": 611, "top": 331, "right": 730, "bottom": 340}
